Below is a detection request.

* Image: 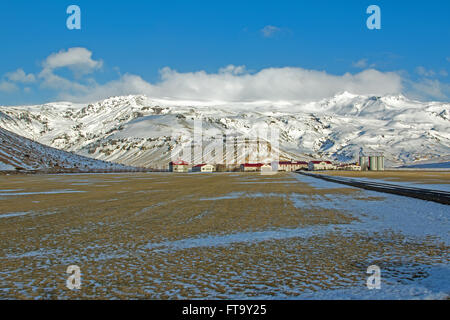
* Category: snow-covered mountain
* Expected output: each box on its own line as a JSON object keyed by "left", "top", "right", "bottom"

{"left": 0, "top": 126, "right": 134, "bottom": 172}
{"left": 0, "top": 92, "right": 449, "bottom": 168}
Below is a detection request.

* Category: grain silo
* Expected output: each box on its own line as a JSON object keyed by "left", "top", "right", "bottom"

{"left": 359, "top": 156, "right": 369, "bottom": 171}
{"left": 369, "top": 156, "right": 378, "bottom": 171}
{"left": 376, "top": 156, "right": 385, "bottom": 171}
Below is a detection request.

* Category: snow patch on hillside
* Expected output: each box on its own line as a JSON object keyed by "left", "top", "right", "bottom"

{"left": 0, "top": 161, "right": 15, "bottom": 171}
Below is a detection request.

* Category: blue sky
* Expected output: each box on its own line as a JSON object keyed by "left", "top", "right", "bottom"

{"left": 0, "top": 0, "right": 449, "bottom": 105}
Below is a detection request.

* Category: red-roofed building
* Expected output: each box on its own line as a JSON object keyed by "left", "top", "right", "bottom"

{"left": 240, "top": 163, "right": 264, "bottom": 172}
{"left": 169, "top": 160, "right": 189, "bottom": 172}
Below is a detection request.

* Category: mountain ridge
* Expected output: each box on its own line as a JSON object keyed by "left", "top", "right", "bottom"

{"left": 0, "top": 93, "right": 449, "bottom": 168}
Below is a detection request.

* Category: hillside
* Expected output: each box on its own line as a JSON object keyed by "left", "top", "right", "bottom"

{"left": 0, "top": 93, "right": 449, "bottom": 168}
{"left": 0, "top": 126, "right": 135, "bottom": 173}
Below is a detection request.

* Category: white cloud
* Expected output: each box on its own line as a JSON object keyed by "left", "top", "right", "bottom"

{"left": 0, "top": 81, "right": 18, "bottom": 93}
{"left": 352, "top": 59, "right": 368, "bottom": 69}
{"left": 42, "top": 47, "right": 103, "bottom": 77}
{"left": 39, "top": 68, "right": 88, "bottom": 93}
{"left": 4, "top": 47, "right": 449, "bottom": 103}
{"left": 409, "top": 78, "right": 450, "bottom": 101}
{"left": 352, "top": 59, "right": 377, "bottom": 69}
{"left": 261, "top": 25, "right": 281, "bottom": 38}
{"left": 62, "top": 74, "right": 153, "bottom": 102}
{"left": 415, "top": 66, "right": 448, "bottom": 78}
{"left": 218, "top": 65, "right": 246, "bottom": 75}
{"left": 163, "top": 67, "right": 400, "bottom": 101}
{"left": 5, "top": 69, "right": 36, "bottom": 83}
{"left": 0, "top": 69, "right": 35, "bottom": 94}
{"left": 36, "top": 48, "right": 103, "bottom": 94}
{"left": 59, "top": 66, "right": 403, "bottom": 103}
{"left": 415, "top": 66, "right": 436, "bottom": 77}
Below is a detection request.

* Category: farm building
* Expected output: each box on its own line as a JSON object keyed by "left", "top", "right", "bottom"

{"left": 278, "top": 161, "right": 308, "bottom": 172}
{"left": 216, "top": 164, "right": 241, "bottom": 172}
{"left": 337, "top": 163, "right": 362, "bottom": 171}
{"left": 308, "top": 161, "right": 335, "bottom": 171}
{"left": 240, "top": 163, "right": 264, "bottom": 172}
{"left": 192, "top": 164, "right": 216, "bottom": 173}
{"left": 260, "top": 164, "right": 273, "bottom": 175}
{"left": 169, "top": 160, "right": 189, "bottom": 173}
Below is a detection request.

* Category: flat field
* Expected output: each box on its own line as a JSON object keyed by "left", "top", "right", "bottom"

{"left": 0, "top": 172, "right": 448, "bottom": 299}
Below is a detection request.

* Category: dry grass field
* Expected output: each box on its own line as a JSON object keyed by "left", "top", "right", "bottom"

{"left": 0, "top": 172, "right": 448, "bottom": 299}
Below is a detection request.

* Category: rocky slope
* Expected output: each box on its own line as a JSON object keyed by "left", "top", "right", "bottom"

{"left": 0, "top": 126, "right": 134, "bottom": 172}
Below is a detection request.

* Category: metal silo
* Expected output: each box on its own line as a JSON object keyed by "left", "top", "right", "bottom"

{"left": 369, "top": 156, "right": 378, "bottom": 171}
{"left": 359, "top": 156, "right": 369, "bottom": 171}
{"left": 376, "top": 156, "right": 385, "bottom": 171}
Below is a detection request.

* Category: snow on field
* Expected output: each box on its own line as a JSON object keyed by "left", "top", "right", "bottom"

{"left": 0, "top": 212, "right": 32, "bottom": 219}
{"left": 294, "top": 174, "right": 450, "bottom": 245}
{"left": 144, "top": 178, "right": 449, "bottom": 250}
{"left": 0, "top": 189, "right": 86, "bottom": 196}
{"left": 266, "top": 264, "right": 450, "bottom": 300}
{"left": 200, "top": 192, "right": 283, "bottom": 201}
{"left": 140, "top": 173, "right": 448, "bottom": 253}
{"left": 144, "top": 224, "right": 337, "bottom": 252}
{"left": 4, "top": 248, "right": 62, "bottom": 259}
{"left": 139, "top": 174, "right": 449, "bottom": 299}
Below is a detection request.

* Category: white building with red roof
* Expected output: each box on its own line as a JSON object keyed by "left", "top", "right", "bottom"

{"left": 240, "top": 163, "right": 264, "bottom": 172}
{"left": 169, "top": 160, "right": 189, "bottom": 173}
